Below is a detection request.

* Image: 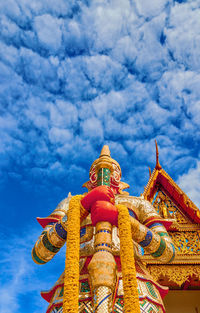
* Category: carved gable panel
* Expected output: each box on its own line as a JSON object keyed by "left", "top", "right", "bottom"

{"left": 152, "top": 189, "right": 191, "bottom": 225}
{"left": 169, "top": 231, "right": 200, "bottom": 256}
{"left": 142, "top": 165, "right": 200, "bottom": 289}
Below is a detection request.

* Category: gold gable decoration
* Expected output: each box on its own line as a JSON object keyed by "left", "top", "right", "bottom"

{"left": 148, "top": 265, "right": 200, "bottom": 287}
{"left": 152, "top": 189, "right": 192, "bottom": 225}
{"left": 142, "top": 182, "right": 200, "bottom": 264}
{"left": 170, "top": 231, "right": 200, "bottom": 256}
{"left": 142, "top": 141, "right": 200, "bottom": 290}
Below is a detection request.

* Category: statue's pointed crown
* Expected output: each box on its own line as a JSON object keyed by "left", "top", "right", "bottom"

{"left": 100, "top": 145, "right": 111, "bottom": 158}
{"left": 90, "top": 145, "right": 121, "bottom": 175}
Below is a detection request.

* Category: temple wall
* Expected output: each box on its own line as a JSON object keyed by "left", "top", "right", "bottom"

{"left": 164, "top": 290, "right": 200, "bottom": 313}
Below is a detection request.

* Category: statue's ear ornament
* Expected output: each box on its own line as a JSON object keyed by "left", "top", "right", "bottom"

{"left": 118, "top": 181, "right": 130, "bottom": 195}
{"left": 119, "top": 181, "right": 130, "bottom": 190}
{"left": 82, "top": 181, "right": 93, "bottom": 191}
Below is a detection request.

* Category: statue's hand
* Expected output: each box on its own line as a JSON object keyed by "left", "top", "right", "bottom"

{"left": 91, "top": 200, "right": 118, "bottom": 226}
{"left": 81, "top": 186, "right": 114, "bottom": 212}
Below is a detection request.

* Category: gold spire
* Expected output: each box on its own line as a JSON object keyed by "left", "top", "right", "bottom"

{"left": 148, "top": 166, "right": 152, "bottom": 178}
{"left": 155, "top": 140, "right": 162, "bottom": 170}
{"left": 100, "top": 145, "right": 111, "bottom": 158}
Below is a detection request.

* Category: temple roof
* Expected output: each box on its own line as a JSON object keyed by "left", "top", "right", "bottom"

{"left": 142, "top": 143, "right": 200, "bottom": 290}
{"left": 143, "top": 142, "right": 200, "bottom": 225}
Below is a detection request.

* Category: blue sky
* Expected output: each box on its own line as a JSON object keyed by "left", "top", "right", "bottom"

{"left": 0, "top": 0, "right": 200, "bottom": 312}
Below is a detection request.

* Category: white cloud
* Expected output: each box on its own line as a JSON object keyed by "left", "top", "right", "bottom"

{"left": 111, "top": 35, "right": 138, "bottom": 66}
{"left": 0, "top": 15, "right": 19, "bottom": 41}
{"left": 165, "top": 2, "right": 200, "bottom": 70}
{"left": 135, "top": 0, "right": 169, "bottom": 18}
{"left": 50, "top": 100, "right": 78, "bottom": 128}
{"left": 0, "top": 0, "right": 200, "bottom": 199}
{"left": 81, "top": 117, "right": 104, "bottom": 143}
{"left": 82, "top": 0, "right": 132, "bottom": 53}
{"left": 178, "top": 161, "right": 200, "bottom": 208}
{"left": 62, "top": 19, "right": 86, "bottom": 56}
{"left": 34, "top": 14, "right": 62, "bottom": 52}
{"left": 187, "top": 101, "right": 200, "bottom": 126}
{"left": 0, "top": 114, "right": 17, "bottom": 130}
{"left": 0, "top": 41, "right": 19, "bottom": 69}
{"left": 157, "top": 70, "right": 200, "bottom": 110}
{"left": 49, "top": 127, "right": 73, "bottom": 144}
{"left": 92, "top": 90, "right": 127, "bottom": 119}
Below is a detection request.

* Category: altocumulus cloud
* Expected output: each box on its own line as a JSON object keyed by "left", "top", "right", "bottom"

{"left": 1, "top": 0, "right": 200, "bottom": 312}
{"left": 0, "top": 0, "right": 200, "bottom": 197}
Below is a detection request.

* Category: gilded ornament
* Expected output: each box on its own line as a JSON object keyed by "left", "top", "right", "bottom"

{"left": 169, "top": 231, "right": 200, "bottom": 255}
{"left": 148, "top": 265, "right": 200, "bottom": 287}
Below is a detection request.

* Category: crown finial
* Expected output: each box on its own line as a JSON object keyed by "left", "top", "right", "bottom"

{"left": 100, "top": 145, "right": 111, "bottom": 158}
{"left": 155, "top": 140, "right": 162, "bottom": 170}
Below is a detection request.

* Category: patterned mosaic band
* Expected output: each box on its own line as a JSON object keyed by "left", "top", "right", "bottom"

{"left": 93, "top": 286, "right": 112, "bottom": 313}
{"left": 148, "top": 222, "right": 163, "bottom": 229}
{"left": 130, "top": 217, "right": 175, "bottom": 263}
{"left": 151, "top": 238, "right": 166, "bottom": 258}
{"left": 168, "top": 243, "right": 176, "bottom": 263}
{"left": 32, "top": 246, "right": 46, "bottom": 264}
{"left": 157, "top": 231, "right": 169, "bottom": 238}
{"left": 55, "top": 222, "right": 67, "bottom": 240}
{"left": 139, "top": 230, "right": 153, "bottom": 248}
{"left": 96, "top": 229, "right": 111, "bottom": 235}
{"left": 48, "top": 227, "right": 65, "bottom": 248}
{"left": 32, "top": 218, "right": 68, "bottom": 265}
{"left": 42, "top": 233, "right": 60, "bottom": 253}
{"left": 94, "top": 222, "right": 113, "bottom": 253}
{"left": 38, "top": 236, "right": 57, "bottom": 258}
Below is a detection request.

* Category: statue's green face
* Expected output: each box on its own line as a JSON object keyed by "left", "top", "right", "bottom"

{"left": 89, "top": 162, "right": 121, "bottom": 190}
{"left": 97, "top": 168, "right": 111, "bottom": 186}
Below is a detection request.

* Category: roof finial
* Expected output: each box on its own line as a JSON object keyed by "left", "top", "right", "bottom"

{"left": 100, "top": 145, "right": 111, "bottom": 158}
{"left": 148, "top": 166, "right": 152, "bottom": 178}
{"left": 155, "top": 140, "right": 162, "bottom": 170}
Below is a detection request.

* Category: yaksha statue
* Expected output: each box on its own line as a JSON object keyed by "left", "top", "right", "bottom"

{"left": 32, "top": 146, "right": 176, "bottom": 313}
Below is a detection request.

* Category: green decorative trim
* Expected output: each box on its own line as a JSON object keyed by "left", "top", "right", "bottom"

{"left": 97, "top": 168, "right": 111, "bottom": 186}
{"left": 169, "top": 243, "right": 176, "bottom": 263}
{"left": 146, "top": 281, "right": 157, "bottom": 298}
{"left": 157, "top": 231, "right": 169, "bottom": 237}
{"left": 42, "top": 233, "right": 60, "bottom": 253}
{"left": 80, "top": 281, "right": 90, "bottom": 293}
{"left": 151, "top": 238, "right": 166, "bottom": 258}
{"left": 32, "top": 247, "right": 46, "bottom": 264}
